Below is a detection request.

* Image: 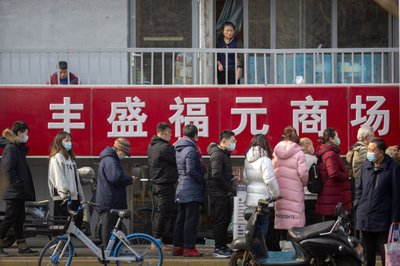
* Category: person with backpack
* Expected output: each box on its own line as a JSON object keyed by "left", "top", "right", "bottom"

{"left": 315, "top": 128, "right": 351, "bottom": 219}
{"left": 300, "top": 138, "right": 319, "bottom": 194}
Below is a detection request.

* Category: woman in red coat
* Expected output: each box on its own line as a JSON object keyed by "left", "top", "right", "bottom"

{"left": 315, "top": 128, "right": 351, "bottom": 218}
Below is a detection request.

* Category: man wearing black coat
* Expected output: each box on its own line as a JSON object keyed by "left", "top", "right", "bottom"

{"left": 147, "top": 122, "right": 178, "bottom": 243}
{"left": 207, "top": 130, "right": 238, "bottom": 258}
{"left": 355, "top": 137, "right": 400, "bottom": 266}
{"left": 0, "top": 121, "right": 37, "bottom": 255}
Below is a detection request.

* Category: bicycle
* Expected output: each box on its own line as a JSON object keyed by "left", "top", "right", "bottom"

{"left": 38, "top": 200, "right": 163, "bottom": 266}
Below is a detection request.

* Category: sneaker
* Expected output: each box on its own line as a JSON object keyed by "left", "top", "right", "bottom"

{"left": 0, "top": 236, "right": 15, "bottom": 248}
{"left": 183, "top": 248, "right": 203, "bottom": 257}
{"left": 18, "top": 248, "right": 39, "bottom": 256}
{"left": 172, "top": 246, "right": 184, "bottom": 256}
{"left": 0, "top": 248, "right": 10, "bottom": 257}
{"left": 213, "top": 247, "right": 232, "bottom": 258}
{"left": 222, "top": 245, "right": 233, "bottom": 254}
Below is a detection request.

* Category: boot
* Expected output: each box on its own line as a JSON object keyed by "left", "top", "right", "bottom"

{"left": 16, "top": 239, "right": 38, "bottom": 256}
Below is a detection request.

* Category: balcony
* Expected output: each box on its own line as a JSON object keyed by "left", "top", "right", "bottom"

{"left": 0, "top": 48, "right": 398, "bottom": 85}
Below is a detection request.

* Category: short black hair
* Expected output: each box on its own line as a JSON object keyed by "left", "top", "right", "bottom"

{"left": 182, "top": 124, "right": 198, "bottom": 138}
{"left": 219, "top": 130, "right": 235, "bottom": 142}
{"left": 58, "top": 61, "right": 68, "bottom": 70}
{"left": 370, "top": 137, "right": 387, "bottom": 152}
{"left": 11, "top": 120, "right": 29, "bottom": 135}
{"left": 223, "top": 21, "right": 235, "bottom": 30}
{"left": 156, "top": 122, "right": 171, "bottom": 134}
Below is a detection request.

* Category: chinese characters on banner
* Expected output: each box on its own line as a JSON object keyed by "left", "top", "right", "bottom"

{"left": 0, "top": 86, "right": 398, "bottom": 156}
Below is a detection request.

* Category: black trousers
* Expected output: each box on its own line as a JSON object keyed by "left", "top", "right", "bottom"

{"left": 0, "top": 199, "right": 25, "bottom": 239}
{"left": 151, "top": 184, "right": 176, "bottom": 239}
{"left": 99, "top": 211, "right": 120, "bottom": 246}
{"left": 362, "top": 230, "right": 387, "bottom": 266}
{"left": 217, "top": 69, "right": 239, "bottom": 84}
{"left": 173, "top": 202, "right": 200, "bottom": 249}
{"left": 210, "top": 196, "right": 233, "bottom": 248}
{"left": 54, "top": 200, "right": 83, "bottom": 229}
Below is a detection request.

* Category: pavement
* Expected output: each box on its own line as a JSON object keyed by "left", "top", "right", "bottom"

{"left": 0, "top": 236, "right": 382, "bottom": 266}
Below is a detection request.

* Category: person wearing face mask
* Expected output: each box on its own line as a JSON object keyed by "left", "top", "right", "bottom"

{"left": 206, "top": 130, "right": 238, "bottom": 258}
{"left": 0, "top": 121, "right": 37, "bottom": 255}
{"left": 48, "top": 131, "right": 85, "bottom": 228}
{"left": 355, "top": 137, "right": 400, "bottom": 266}
{"left": 96, "top": 138, "right": 137, "bottom": 246}
{"left": 172, "top": 124, "right": 206, "bottom": 257}
{"left": 147, "top": 122, "right": 178, "bottom": 245}
{"left": 273, "top": 126, "right": 309, "bottom": 244}
{"left": 315, "top": 128, "right": 351, "bottom": 220}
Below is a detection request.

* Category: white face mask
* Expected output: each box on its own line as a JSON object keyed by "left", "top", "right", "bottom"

{"left": 19, "top": 135, "right": 29, "bottom": 143}
{"left": 227, "top": 142, "right": 236, "bottom": 151}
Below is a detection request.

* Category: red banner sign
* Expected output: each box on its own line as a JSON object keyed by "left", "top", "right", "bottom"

{"left": 0, "top": 85, "right": 398, "bottom": 156}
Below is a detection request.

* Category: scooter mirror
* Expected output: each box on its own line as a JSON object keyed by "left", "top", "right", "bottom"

{"left": 335, "top": 202, "right": 344, "bottom": 216}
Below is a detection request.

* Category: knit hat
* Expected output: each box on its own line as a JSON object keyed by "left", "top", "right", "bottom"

{"left": 113, "top": 138, "right": 131, "bottom": 157}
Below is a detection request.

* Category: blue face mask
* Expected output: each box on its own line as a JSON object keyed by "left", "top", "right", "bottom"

{"left": 367, "top": 152, "right": 377, "bottom": 162}
{"left": 63, "top": 141, "right": 72, "bottom": 151}
{"left": 227, "top": 142, "right": 236, "bottom": 151}
{"left": 335, "top": 137, "right": 341, "bottom": 146}
{"left": 19, "top": 135, "right": 29, "bottom": 143}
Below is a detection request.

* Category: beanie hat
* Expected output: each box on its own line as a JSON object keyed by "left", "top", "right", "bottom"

{"left": 113, "top": 138, "right": 131, "bottom": 156}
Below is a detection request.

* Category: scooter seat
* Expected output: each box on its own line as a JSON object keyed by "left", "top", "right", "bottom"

{"left": 288, "top": 220, "right": 335, "bottom": 242}
{"left": 110, "top": 209, "right": 131, "bottom": 219}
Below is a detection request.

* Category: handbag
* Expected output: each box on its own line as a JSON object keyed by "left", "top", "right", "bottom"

{"left": 385, "top": 222, "right": 400, "bottom": 266}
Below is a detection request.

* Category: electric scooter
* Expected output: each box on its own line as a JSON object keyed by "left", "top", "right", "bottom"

{"left": 229, "top": 199, "right": 364, "bottom": 266}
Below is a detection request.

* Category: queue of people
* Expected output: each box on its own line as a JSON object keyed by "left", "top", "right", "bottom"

{"left": 0, "top": 120, "right": 399, "bottom": 264}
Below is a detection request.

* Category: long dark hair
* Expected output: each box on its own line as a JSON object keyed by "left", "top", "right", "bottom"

{"left": 281, "top": 126, "right": 300, "bottom": 144}
{"left": 49, "top": 131, "right": 75, "bottom": 160}
{"left": 247, "top": 134, "right": 273, "bottom": 159}
{"left": 317, "top": 128, "right": 336, "bottom": 145}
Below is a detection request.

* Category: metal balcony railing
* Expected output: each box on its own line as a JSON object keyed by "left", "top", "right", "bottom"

{"left": 0, "top": 48, "right": 398, "bottom": 85}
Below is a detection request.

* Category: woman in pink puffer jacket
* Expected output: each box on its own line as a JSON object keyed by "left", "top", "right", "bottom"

{"left": 273, "top": 126, "right": 309, "bottom": 240}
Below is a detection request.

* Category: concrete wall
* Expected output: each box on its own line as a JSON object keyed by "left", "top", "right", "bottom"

{"left": 0, "top": 0, "right": 129, "bottom": 84}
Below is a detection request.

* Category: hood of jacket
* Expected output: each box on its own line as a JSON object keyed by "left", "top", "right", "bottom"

{"left": 207, "top": 142, "right": 230, "bottom": 157}
{"left": 351, "top": 141, "right": 367, "bottom": 152}
{"left": 315, "top": 143, "right": 341, "bottom": 157}
{"left": 0, "top": 128, "right": 18, "bottom": 147}
{"left": 174, "top": 137, "right": 196, "bottom": 152}
{"left": 99, "top": 146, "right": 119, "bottom": 161}
{"left": 274, "top": 140, "right": 302, "bottom": 160}
{"left": 246, "top": 146, "right": 268, "bottom": 163}
{"left": 150, "top": 135, "right": 169, "bottom": 146}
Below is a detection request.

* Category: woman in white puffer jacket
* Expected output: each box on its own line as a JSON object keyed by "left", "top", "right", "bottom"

{"left": 243, "top": 134, "right": 280, "bottom": 239}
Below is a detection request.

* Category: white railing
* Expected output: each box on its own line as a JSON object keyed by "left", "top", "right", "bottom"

{"left": 0, "top": 48, "right": 398, "bottom": 85}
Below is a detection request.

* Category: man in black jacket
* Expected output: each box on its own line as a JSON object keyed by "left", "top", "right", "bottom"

{"left": 207, "top": 130, "right": 238, "bottom": 258}
{"left": 355, "top": 137, "right": 400, "bottom": 266}
{"left": 147, "top": 122, "right": 178, "bottom": 243}
{"left": 0, "top": 121, "right": 37, "bottom": 255}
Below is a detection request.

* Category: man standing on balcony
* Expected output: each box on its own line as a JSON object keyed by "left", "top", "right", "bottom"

{"left": 147, "top": 122, "right": 178, "bottom": 245}
{"left": 48, "top": 61, "right": 79, "bottom": 85}
{"left": 216, "top": 22, "right": 243, "bottom": 84}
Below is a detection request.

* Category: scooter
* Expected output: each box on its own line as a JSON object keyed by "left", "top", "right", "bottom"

{"left": 229, "top": 199, "right": 364, "bottom": 266}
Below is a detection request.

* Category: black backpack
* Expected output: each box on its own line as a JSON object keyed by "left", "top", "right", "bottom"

{"left": 307, "top": 163, "right": 323, "bottom": 194}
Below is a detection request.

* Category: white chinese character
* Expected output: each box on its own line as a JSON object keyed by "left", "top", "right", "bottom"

{"left": 291, "top": 95, "right": 328, "bottom": 135}
{"left": 48, "top": 97, "right": 85, "bottom": 132}
{"left": 231, "top": 97, "right": 269, "bottom": 135}
{"left": 169, "top": 97, "right": 209, "bottom": 137}
{"left": 351, "top": 95, "right": 389, "bottom": 135}
{"left": 107, "top": 96, "right": 148, "bottom": 137}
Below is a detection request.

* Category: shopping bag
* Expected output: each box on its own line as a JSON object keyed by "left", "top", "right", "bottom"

{"left": 385, "top": 223, "right": 400, "bottom": 266}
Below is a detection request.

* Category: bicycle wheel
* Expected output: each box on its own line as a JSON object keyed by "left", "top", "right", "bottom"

{"left": 114, "top": 233, "right": 163, "bottom": 266}
{"left": 38, "top": 237, "right": 74, "bottom": 266}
